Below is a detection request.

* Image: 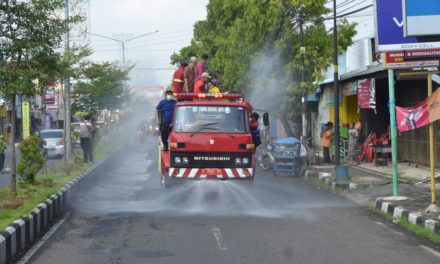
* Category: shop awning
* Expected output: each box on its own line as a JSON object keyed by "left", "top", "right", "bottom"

{"left": 340, "top": 64, "right": 385, "bottom": 81}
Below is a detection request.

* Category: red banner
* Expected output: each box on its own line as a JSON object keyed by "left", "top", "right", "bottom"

{"left": 357, "top": 79, "right": 376, "bottom": 110}
{"left": 396, "top": 88, "right": 440, "bottom": 132}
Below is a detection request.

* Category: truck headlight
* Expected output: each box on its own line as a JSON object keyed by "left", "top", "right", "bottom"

{"left": 182, "top": 157, "right": 189, "bottom": 164}
{"left": 234, "top": 158, "right": 242, "bottom": 165}
{"left": 242, "top": 158, "right": 249, "bottom": 165}
{"left": 174, "top": 157, "right": 182, "bottom": 164}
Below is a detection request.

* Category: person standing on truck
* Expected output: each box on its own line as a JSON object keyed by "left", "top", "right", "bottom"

{"left": 194, "top": 53, "right": 209, "bottom": 81}
{"left": 172, "top": 61, "right": 187, "bottom": 95}
{"left": 194, "top": 72, "right": 211, "bottom": 93}
{"left": 156, "top": 90, "right": 177, "bottom": 150}
{"left": 183, "top": 56, "right": 197, "bottom": 93}
{"left": 250, "top": 112, "right": 261, "bottom": 148}
{"left": 208, "top": 79, "right": 221, "bottom": 93}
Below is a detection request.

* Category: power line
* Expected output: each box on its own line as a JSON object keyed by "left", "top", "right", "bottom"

{"left": 324, "top": 4, "right": 372, "bottom": 20}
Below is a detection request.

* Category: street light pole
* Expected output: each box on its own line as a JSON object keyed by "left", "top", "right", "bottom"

{"left": 87, "top": 30, "right": 159, "bottom": 69}
{"left": 333, "top": 0, "right": 340, "bottom": 166}
{"left": 64, "top": 0, "right": 72, "bottom": 164}
{"left": 299, "top": 7, "right": 307, "bottom": 139}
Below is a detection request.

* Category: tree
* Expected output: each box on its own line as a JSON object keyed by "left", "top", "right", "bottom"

{"left": 172, "top": 0, "right": 356, "bottom": 135}
{"left": 72, "top": 62, "right": 130, "bottom": 115}
{"left": 0, "top": 0, "right": 82, "bottom": 193}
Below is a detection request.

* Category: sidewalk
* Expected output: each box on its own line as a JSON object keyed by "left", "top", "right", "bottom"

{"left": 0, "top": 143, "right": 19, "bottom": 189}
{"left": 310, "top": 160, "right": 440, "bottom": 222}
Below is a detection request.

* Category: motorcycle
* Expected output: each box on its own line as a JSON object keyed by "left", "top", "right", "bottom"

{"left": 258, "top": 142, "right": 275, "bottom": 171}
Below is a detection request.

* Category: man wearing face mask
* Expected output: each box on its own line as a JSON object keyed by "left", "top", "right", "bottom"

{"left": 156, "top": 90, "right": 177, "bottom": 150}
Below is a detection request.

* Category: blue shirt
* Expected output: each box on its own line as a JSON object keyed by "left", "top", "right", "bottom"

{"left": 156, "top": 99, "right": 177, "bottom": 124}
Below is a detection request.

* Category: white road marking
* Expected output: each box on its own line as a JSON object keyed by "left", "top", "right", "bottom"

{"left": 373, "top": 221, "right": 404, "bottom": 237}
{"left": 212, "top": 227, "right": 228, "bottom": 251}
{"left": 420, "top": 245, "right": 440, "bottom": 259}
{"left": 17, "top": 214, "right": 69, "bottom": 264}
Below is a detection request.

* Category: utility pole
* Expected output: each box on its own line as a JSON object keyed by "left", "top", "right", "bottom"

{"left": 299, "top": 7, "right": 307, "bottom": 139}
{"left": 64, "top": 0, "right": 72, "bottom": 164}
{"left": 333, "top": 0, "right": 340, "bottom": 166}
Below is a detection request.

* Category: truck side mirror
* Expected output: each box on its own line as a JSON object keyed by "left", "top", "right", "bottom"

{"left": 263, "top": 113, "right": 269, "bottom": 127}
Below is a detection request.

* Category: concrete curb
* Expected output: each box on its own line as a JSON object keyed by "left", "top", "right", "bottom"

{"left": 375, "top": 199, "right": 440, "bottom": 235}
{"left": 305, "top": 167, "right": 440, "bottom": 236}
{"left": 304, "top": 169, "right": 354, "bottom": 190}
{"left": 0, "top": 148, "right": 121, "bottom": 264}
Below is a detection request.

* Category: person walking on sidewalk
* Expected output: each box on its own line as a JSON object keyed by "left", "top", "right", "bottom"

{"left": 80, "top": 116, "right": 94, "bottom": 163}
{"left": 321, "top": 122, "right": 333, "bottom": 165}
{"left": 348, "top": 122, "right": 359, "bottom": 165}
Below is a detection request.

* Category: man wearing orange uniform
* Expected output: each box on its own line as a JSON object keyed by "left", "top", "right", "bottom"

{"left": 172, "top": 61, "right": 187, "bottom": 94}
{"left": 194, "top": 72, "right": 211, "bottom": 93}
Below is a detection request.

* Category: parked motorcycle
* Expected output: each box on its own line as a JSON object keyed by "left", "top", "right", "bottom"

{"left": 258, "top": 142, "right": 275, "bottom": 171}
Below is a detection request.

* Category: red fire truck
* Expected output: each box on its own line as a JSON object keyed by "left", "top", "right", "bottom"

{"left": 160, "top": 93, "right": 268, "bottom": 188}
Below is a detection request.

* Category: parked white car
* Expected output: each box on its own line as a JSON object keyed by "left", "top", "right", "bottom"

{"left": 40, "top": 129, "right": 64, "bottom": 158}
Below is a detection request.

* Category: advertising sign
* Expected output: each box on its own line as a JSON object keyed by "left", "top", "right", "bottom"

{"left": 396, "top": 88, "right": 440, "bottom": 132}
{"left": 375, "top": 0, "right": 440, "bottom": 51}
{"left": 43, "top": 88, "right": 55, "bottom": 104}
{"left": 357, "top": 79, "right": 376, "bottom": 111}
{"left": 384, "top": 50, "right": 440, "bottom": 69}
{"left": 403, "top": 0, "right": 440, "bottom": 37}
{"left": 22, "top": 101, "right": 30, "bottom": 140}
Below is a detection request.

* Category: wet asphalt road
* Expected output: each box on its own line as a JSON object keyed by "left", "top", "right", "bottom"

{"left": 28, "top": 137, "right": 440, "bottom": 264}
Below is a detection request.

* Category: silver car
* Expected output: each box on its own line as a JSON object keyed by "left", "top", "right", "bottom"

{"left": 40, "top": 129, "right": 64, "bottom": 158}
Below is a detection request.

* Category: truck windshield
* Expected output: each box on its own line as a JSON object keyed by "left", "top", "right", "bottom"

{"left": 174, "top": 105, "right": 249, "bottom": 133}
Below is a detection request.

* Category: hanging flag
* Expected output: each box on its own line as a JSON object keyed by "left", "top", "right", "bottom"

{"left": 396, "top": 88, "right": 440, "bottom": 132}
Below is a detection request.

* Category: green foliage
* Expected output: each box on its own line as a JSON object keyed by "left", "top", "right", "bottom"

{"left": 17, "top": 136, "right": 44, "bottom": 183}
{"left": 0, "top": 0, "right": 84, "bottom": 101}
{"left": 72, "top": 62, "right": 130, "bottom": 114}
{"left": 172, "top": 0, "right": 357, "bottom": 119}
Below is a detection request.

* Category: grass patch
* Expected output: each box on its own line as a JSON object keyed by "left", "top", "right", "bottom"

{"left": 370, "top": 207, "right": 440, "bottom": 244}
{"left": 0, "top": 138, "right": 122, "bottom": 230}
{"left": 304, "top": 176, "right": 343, "bottom": 193}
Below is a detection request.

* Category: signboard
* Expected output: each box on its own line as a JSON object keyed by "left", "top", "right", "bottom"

{"left": 375, "top": 0, "right": 440, "bottom": 51}
{"left": 403, "top": 0, "right": 440, "bottom": 37}
{"left": 384, "top": 50, "right": 440, "bottom": 69}
{"left": 43, "top": 86, "right": 55, "bottom": 104}
{"left": 22, "top": 101, "right": 30, "bottom": 140}
{"left": 357, "top": 79, "right": 376, "bottom": 111}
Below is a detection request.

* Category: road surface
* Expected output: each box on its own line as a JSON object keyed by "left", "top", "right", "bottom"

{"left": 28, "top": 137, "right": 440, "bottom": 264}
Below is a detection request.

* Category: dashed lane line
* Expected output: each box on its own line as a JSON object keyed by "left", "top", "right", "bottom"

{"left": 212, "top": 227, "right": 228, "bottom": 251}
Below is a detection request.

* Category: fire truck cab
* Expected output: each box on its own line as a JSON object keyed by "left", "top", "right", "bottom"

{"left": 160, "top": 93, "right": 267, "bottom": 188}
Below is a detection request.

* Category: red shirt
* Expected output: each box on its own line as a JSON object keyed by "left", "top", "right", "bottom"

{"left": 194, "top": 60, "right": 207, "bottom": 81}
{"left": 194, "top": 79, "right": 206, "bottom": 93}
{"left": 250, "top": 120, "right": 259, "bottom": 130}
{"left": 172, "top": 66, "right": 185, "bottom": 93}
